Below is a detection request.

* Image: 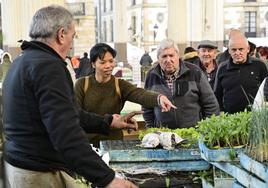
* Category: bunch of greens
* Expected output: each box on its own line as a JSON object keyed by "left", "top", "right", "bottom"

{"left": 173, "top": 128, "right": 200, "bottom": 148}
{"left": 197, "top": 111, "right": 251, "bottom": 149}
{"left": 138, "top": 127, "right": 171, "bottom": 140}
{"left": 246, "top": 108, "right": 268, "bottom": 163}
{"left": 138, "top": 127, "right": 199, "bottom": 148}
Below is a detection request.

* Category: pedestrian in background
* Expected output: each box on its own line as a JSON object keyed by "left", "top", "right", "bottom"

{"left": 140, "top": 51, "right": 153, "bottom": 82}
{"left": 256, "top": 46, "right": 268, "bottom": 67}
{"left": 76, "top": 52, "right": 94, "bottom": 79}
{"left": 197, "top": 40, "right": 218, "bottom": 88}
{"left": 0, "top": 52, "right": 12, "bottom": 83}
{"left": 182, "top": 46, "right": 199, "bottom": 66}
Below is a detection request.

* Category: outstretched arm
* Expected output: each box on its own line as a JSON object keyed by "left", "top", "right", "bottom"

{"left": 158, "top": 94, "right": 177, "bottom": 112}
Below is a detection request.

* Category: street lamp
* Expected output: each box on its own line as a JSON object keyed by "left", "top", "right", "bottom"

{"left": 153, "top": 24, "right": 158, "bottom": 44}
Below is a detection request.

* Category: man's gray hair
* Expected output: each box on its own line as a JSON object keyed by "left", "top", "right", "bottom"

{"left": 29, "top": 5, "right": 74, "bottom": 41}
{"left": 157, "top": 39, "right": 179, "bottom": 58}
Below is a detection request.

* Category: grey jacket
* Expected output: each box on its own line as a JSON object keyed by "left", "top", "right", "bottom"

{"left": 143, "top": 60, "right": 220, "bottom": 129}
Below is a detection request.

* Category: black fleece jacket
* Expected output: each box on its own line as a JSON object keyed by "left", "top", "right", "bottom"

{"left": 3, "top": 41, "right": 115, "bottom": 187}
{"left": 214, "top": 56, "right": 268, "bottom": 113}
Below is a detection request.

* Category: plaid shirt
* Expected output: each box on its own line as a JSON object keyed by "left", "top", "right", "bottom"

{"left": 161, "top": 69, "right": 179, "bottom": 94}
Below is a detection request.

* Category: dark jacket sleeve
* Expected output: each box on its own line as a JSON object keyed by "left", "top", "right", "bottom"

{"left": 198, "top": 71, "right": 220, "bottom": 117}
{"left": 79, "top": 109, "right": 112, "bottom": 135}
{"left": 35, "top": 61, "right": 114, "bottom": 186}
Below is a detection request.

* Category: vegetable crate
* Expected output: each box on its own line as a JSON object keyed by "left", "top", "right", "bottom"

{"left": 198, "top": 140, "right": 243, "bottom": 162}
{"left": 210, "top": 161, "right": 267, "bottom": 188}
{"left": 239, "top": 152, "right": 268, "bottom": 186}
{"left": 199, "top": 140, "right": 267, "bottom": 187}
{"left": 201, "top": 166, "right": 235, "bottom": 188}
{"left": 100, "top": 140, "right": 210, "bottom": 172}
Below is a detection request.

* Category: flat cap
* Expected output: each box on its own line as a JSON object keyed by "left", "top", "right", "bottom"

{"left": 197, "top": 40, "right": 217, "bottom": 49}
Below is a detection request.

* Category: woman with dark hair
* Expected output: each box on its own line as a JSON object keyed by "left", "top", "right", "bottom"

{"left": 257, "top": 46, "right": 268, "bottom": 61}
{"left": 74, "top": 43, "right": 176, "bottom": 145}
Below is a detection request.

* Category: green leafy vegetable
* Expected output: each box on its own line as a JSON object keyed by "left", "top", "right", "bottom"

{"left": 197, "top": 111, "right": 251, "bottom": 149}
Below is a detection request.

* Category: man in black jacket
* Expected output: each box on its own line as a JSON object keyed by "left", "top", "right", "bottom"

{"left": 214, "top": 30, "right": 268, "bottom": 113}
{"left": 3, "top": 5, "right": 138, "bottom": 188}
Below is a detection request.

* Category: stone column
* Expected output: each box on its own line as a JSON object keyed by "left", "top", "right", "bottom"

{"left": 167, "top": 0, "right": 188, "bottom": 56}
{"left": 113, "top": 0, "right": 129, "bottom": 67}
{"left": 167, "top": 0, "right": 224, "bottom": 53}
{"left": 1, "top": 0, "right": 64, "bottom": 59}
{"left": 187, "top": 0, "right": 224, "bottom": 50}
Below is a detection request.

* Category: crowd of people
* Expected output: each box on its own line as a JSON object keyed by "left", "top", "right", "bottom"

{"left": 2, "top": 4, "right": 268, "bottom": 188}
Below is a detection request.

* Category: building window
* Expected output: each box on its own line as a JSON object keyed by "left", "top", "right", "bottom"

{"left": 110, "top": 0, "right": 113, "bottom": 11}
{"left": 66, "top": 3, "right": 85, "bottom": 16}
{"left": 245, "top": 0, "right": 256, "bottom": 2}
{"left": 132, "top": 0, "right": 136, "bottom": 6}
{"left": 245, "top": 11, "right": 256, "bottom": 37}
{"left": 103, "top": 21, "right": 107, "bottom": 41}
{"left": 110, "top": 19, "right": 114, "bottom": 42}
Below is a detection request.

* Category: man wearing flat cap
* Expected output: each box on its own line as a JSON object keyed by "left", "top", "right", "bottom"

{"left": 197, "top": 40, "right": 218, "bottom": 88}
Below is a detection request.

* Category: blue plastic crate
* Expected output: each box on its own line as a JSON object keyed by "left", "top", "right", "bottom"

{"left": 100, "top": 140, "right": 203, "bottom": 162}
{"left": 232, "top": 180, "right": 246, "bottom": 188}
{"left": 109, "top": 160, "right": 210, "bottom": 172}
{"left": 211, "top": 162, "right": 267, "bottom": 188}
{"left": 100, "top": 140, "right": 210, "bottom": 171}
{"left": 240, "top": 152, "right": 268, "bottom": 183}
{"left": 198, "top": 139, "right": 244, "bottom": 162}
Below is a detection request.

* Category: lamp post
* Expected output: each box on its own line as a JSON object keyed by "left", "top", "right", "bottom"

{"left": 153, "top": 24, "right": 158, "bottom": 44}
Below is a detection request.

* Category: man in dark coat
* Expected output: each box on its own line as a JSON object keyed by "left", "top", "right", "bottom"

{"left": 3, "top": 5, "right": 138, "bottom": 188}
{"left": 214, "top": 31, "right": 268, "bottom": 113}
{"left": 142, "top": 39, "right": 219, "bottom": 129}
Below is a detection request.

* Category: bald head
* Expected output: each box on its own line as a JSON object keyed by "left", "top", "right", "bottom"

{"left": 228, "top": 33, "right": 249, "bottom": 48}
{"left": 228, "top": 32, "right": 249, "bottom": 64}
{"left": 228, "top": 29, "right": 243, "bottom": 39}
